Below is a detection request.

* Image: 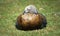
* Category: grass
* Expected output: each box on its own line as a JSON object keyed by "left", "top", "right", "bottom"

{"left": 0, "top": 0, "right": 60, "bottom": 36}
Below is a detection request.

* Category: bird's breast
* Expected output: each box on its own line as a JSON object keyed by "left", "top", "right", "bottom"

{"left": 17, "top": 13, "right": 43, "bottom": 29}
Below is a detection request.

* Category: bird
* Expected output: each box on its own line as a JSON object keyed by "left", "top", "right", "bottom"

{"left": 15, "top": 5, "right": 47, "bottom": 30}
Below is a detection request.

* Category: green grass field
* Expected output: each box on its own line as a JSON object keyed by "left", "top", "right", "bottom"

{"left": 0, "top": 0, "right": 60, "bottom": 36}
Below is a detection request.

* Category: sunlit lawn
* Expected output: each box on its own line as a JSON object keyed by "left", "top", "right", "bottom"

{"left": 0, "top": 0, "right": 60, "bottom": 36}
